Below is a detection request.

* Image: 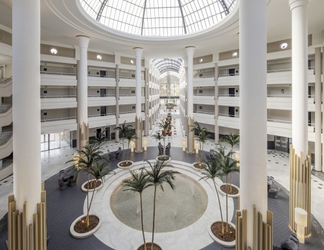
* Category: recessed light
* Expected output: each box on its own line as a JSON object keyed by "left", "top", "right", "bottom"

{"left": 130, "top": 59, "right": 134, "bottom": 64}
{"left": 199, "top": 58, "right": 203, "bottom": 63}
{"left": 232, "top": 52, "right": 238, "bottom": 57}
{"left": 97, "top": 55, "right": 102, "bottom": 60}
{"left": 50, "top": 48, "right": 57, "bottom": 54}
{"left": 280, "top": 42, "right": 288, "bottom": 50}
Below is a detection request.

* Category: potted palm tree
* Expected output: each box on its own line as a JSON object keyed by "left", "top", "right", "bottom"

{"left": 81, "top": 161, "right": 114, "bottom": 192}
{"left": 215, "top": 147, "right": 240, "bottom": 198}
{"left": 90, "top": 129, "right": 109, "bottom": 150}
{"left": 117, "top": 129, "right": 137, "bottom": 169}
{"left": 219, "top": 133, "right": 240, "bottom": 152}
{"left": 122, "top": 169, "right": 153, "bottom": 250}
{"left": 68, "top": 143, "right": 110, "bottom": 238}
{"left": 200, "top": 159, "right": 235, "bottom": 247}
{"left": 191, "top": 121, "right": 210, "bottom": 170}
{"left": 143, "top": 160, "right": 180, "bottom": 250}
{"left": 152, "top": 132, "right": 163, "bottom": 144}
{"left": 114, "top": 121, "right": 133, "bottom": 160}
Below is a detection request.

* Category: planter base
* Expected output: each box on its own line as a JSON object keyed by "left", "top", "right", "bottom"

{"left": 137, "top": 243, "right": 162, "bottom": 250}
{"left": 117, "top": 161, "right": 134, "bottom": 170}
{"left": 208, "top": 221, "right": 235, "bottom": 247}
{"left": 81, "top": 179, "right": 103, "bottom": 192}
{"left": 70, "top": 214, "right": 102, "bottom": 239}
{"left": 219, "top": 184, "right": 240, "bottom": 198}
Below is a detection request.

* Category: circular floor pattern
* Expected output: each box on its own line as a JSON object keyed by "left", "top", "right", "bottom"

{"left": 89, "top": 160, "right": 235, "bottom": 250}
{"left": 110, "top": 173, "right": 208, "bottom": 233}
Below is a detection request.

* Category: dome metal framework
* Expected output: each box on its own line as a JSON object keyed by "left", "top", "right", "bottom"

{"left": 80, "top": 0, "right": 237, "bottom": 37}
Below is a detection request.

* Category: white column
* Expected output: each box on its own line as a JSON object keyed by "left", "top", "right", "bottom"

{"left": 186, "top": 46, "right": 195, "bottom": 118}
{"left": 13, "top": 0, "right": 41, "bottom": 222}
{"left": 134, "top": 47, "right": 143, "bottom": 118}
{"left": 134, "top": 47, "right": 143, "bottom": 152}
{"left": 77, "top": 35, "right": 90, "bottom": 149}
{"left": 115, "top": 64, "right": 120, "bottom": 142}
{"left": 315, "top": 47, "right": 322, "bottom": 171}
{"left": 322, "top": 47, "right": 324, "bottom": 173}
{"left": 214, "top": 63, "right": 219, "bottom": 142}
{"left": 290, "top": 0, "right": 309, "bottom": 161}
{"left": 240, "top": 0, "right": 267, "bottom": 246}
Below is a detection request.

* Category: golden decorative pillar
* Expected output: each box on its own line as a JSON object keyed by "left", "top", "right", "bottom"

{"left": 8, "top": 182, "right": 47, "bottom": 250}
{"left": 289, "top": 145, "right": 311, "bottom": 236}
{"left": 236, "top": 205, "right": 273, "bottom": 250}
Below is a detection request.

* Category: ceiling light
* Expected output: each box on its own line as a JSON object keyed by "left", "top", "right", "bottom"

{"left": 199, "top": 58, "right": 203, "bottom": 63}
{"left": 280, "top": 42, "right": 288, "bottom": 50}
{"left": 232, "top": 52, "right": 238, "bottom": 57}
{"left": 97, "top": 55, "right": 102, "bottom": 60}
{"left": 130, "top": 59, "right": 134, "bottom": 64}
{"left": 50, "top": 48, "right": 57, "bottom": 54}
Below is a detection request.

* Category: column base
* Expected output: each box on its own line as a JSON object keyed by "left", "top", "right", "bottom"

{"left": 289, "top": 145, "right": 311, "bottom": 236}
{"left": 78, "top": 122, "right": 89, "bottom": 150}
{"left": 236, "top": 205, "right": 273, "bottom": 250}
{"left": 8, "top": 183, "right": 47, "bottom": 250}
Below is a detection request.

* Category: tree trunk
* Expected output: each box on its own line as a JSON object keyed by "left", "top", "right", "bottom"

{"left": 151, "top": 185, "right": 157, "bottom": 250}
{"left": 212, "top": 178, "right": 224, "bottom": 235}
{"left": 140, "top": 193, "right": 147, "bottom": 250}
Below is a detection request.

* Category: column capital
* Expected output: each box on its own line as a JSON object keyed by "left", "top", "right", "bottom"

{"left": 76, "top": 35, "right": 90, "bottom": 48}
{"left": 289, "top": 0, "right": 309, "bottom": 11}
{"left": 134, "top": 47, "right": 143, "bottom": 57}
{"left": 185, "top": 46, "right": 195, "bottom": 57}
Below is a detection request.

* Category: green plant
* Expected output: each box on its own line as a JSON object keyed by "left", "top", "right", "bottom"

{"left": 219, "top": 133, "right": 240, "bottom": 152}
{"left": 122, "top": 170, "right": 153, "bottom": 250}
{"left": 66, "top": 143, "right": 109, "bottom": 228}
{"left": 143, "top": 160, "right": 180, "bottom": 250}
{"left": 114, "top": 121, "right": 133, "bottom": 161}
{"left": 158, "top": 121, "right": 172, "bottom": 151}
{"left": 190, "top": 121, "right": 208, "bottom": 137}
{"left": 196, "top": 130, "right": 210, "bottom": 164}
{"left": 90, "top": 129, "right": 109, "bottom": 150}
{"left": 214, "top": 147, "right": 238, "bottom": 232}
{"left": 152, "top": 132, "right": 164, "bottom": 144}
{"left": 200, "top": 159, "right": 225, "bottom": 234}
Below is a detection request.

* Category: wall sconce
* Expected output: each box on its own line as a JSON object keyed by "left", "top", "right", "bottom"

{"left": 143, "top": 137, "right": 147, "bottom": 151}
{"left": 295, "top": 207, "right": 307, "bottom": 243}
{"left": 130, "top": 140, "right": 135, "bottom": 152}
{"left": 195, "top": 141, "right": 199, "bottom": 154}
{"left": 182, "top": 138, "right": 186, "bottom": 151}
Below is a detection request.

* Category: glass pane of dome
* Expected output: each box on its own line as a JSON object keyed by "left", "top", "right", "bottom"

{"left": 79, "top": 0, "right": 237, "bottom": 37}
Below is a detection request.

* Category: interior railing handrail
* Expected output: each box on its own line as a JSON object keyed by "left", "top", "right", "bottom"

{"left": 0, "top": 134, "right": 13, "bottom": 146}
{"left": 41, "top": 95, "right": 76, "bottom": 98}
{"left": 41, "top": 116, "right": 76, "bottom": 122}
{"left": 0, "top": 77, "right": 13, "bottom": 84}
{"left": 40, "top": 71, "right": 76, "bottom": 76}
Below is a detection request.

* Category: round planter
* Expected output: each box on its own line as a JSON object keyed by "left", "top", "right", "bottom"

{"left": 208, "top": 221, "right": 236, "bottom": 248}
{"left": 81, "top": 179, "right": 103, "bottom": 192}
{"left": 70, "top": 214, "right": 102, "bottom": 239}
{"left": 219, "top": 183, "right": 240, "bottom": 198}
{"left": 136, "top": 242, "right": 162, "bottom": 250}
{"left": 117, "top": 160, "right": 134, "bottom": 170}
{"left": 192, "top": 162, "right": 207, "bottom": 171}
{"left": 156, "top": 155, "right": 171, "bottom": 163}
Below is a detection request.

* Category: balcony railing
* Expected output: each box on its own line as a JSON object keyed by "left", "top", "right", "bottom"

{"left": 219, "top": 113, "right": 239, "bottom": 118}
{"left": 88, "top": 94, "right": 116, "bottom": 97}
{"left": 41, "top": 116, "right": 76, "bottom": 122}
{"left": 193, "top": 93, "right": 215, "bottom": 96}
{"left": 0, "top": 132, "right": 13, "bottom": 146}
{"left": 40, "top": 71, "right": 76, "bottom": 76}
{"left": 0, "top": 77, "right": 12, "bottom": 84}
{"left": 41, "top": 95, "right": 76, "bottom": 98}
{"left": 267, "top": 118, "right": 291, "bottom": 124}
{"left": 193, "top": 111, "right": 215, "bottom": 115}
{"left": 0, "top": 104, "right": 12, "bottom": 113}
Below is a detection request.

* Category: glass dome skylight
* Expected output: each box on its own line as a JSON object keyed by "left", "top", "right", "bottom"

{"left": 80, "top": 0, "right": 237, "bottom": 37}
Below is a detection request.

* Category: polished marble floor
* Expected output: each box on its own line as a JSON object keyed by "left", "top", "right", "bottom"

{"left": 0, "top": 113, "right": 324, "bottom": 249}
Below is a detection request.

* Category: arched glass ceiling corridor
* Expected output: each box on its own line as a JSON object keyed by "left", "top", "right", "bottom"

{"left": 80, "top": 0, "right": 237, "bottom": 37}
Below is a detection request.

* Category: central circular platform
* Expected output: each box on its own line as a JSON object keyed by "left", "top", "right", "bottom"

{"left": 110, "top": 173, "right": 208, "bottom": 233}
